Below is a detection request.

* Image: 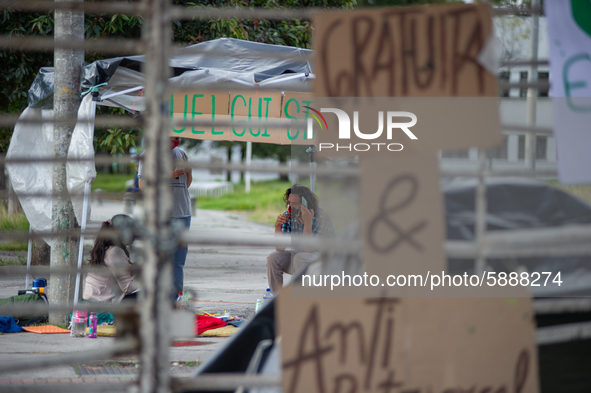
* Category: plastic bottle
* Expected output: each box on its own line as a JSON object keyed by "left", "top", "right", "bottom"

{"left": 71, "top": 310, "right": 88, "bottom": 338}
{"left": 88, "top": 312, "right": 98, "bottom": 338}
{"left": 263, "top": 288, "right": 273, "bottom": 306}
{"left": 176, "top": 292, "right": 185, "bottom": 309}
{"left": 255, "top": 299, "right": 263, "bottom": 314}
{"left": 182, "top": 291, "right": 190, "bottom": 311}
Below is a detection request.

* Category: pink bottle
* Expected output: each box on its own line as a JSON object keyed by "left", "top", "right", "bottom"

{"left": 88, "top": 312, "right": 98, "bottom": 338}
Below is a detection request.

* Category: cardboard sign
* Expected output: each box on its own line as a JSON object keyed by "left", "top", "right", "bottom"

{"left": 281, "top": 3, "right": 539, "bottom": 392}
{"left": 360, "top": 154, "right": 445, "bottom": 278}
{"left": 283, "top": 92, "right": 318, "bottom": 144}
{"left": 313, "top": 3, "right": 496, "bottom": 97}
{"left": 169, "top": 90, "right": 316, "bottom": 144}
{"left": 170, "top": 90, "right": 229, "bottom": 115}
{"left": 229, "top": 90, "right": 283, "bottom": 117}
{"left": 547, "top": 0, "right": 591, "bottom": 184}
{"left": 311, "top": 2, "right": 502, "bottom": 276}
{"left": 279, "top": 288, "right": 539, "bottom": 393}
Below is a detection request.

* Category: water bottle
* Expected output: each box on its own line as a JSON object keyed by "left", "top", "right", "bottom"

{"left": 255, "top": 299, "right": 263, "bottom": 314}
{"left": 88, "top": 312, "right": 98, "bottom": 338}
{"left": 71, "top": 310, "right": 88, "bottom": 338}
{"left": 263, "top": 288, "right": 273, "bottom": 306}
{"left": 176, "top": 292, "right": 185, "bottom": 309}
{"left": 182, "top": 291, "right": 190, "bottom": 311}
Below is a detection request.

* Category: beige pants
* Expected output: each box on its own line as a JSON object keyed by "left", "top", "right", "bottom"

{"left": 266, "top": 251, "right": 320, "bottom": 294}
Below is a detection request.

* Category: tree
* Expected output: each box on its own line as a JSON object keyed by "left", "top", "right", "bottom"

{"left": 0, "top": 0, "right": 351, "bottom": 117}
{"left": 356, "top": 0, "right": 452, "bottom": 6}
{"left": 1, "top": 0, "right": 383, "bottom": 170}
{"left": 97, "top": 127, "right": 139, "bottom": 154}
{"left": 495, "top": 15, "right": 531, "bottom": 65}
{"left": 31, "top": 239, "right": 50, "bottom": 266}
{"left": 251, "top": 143, "right": 291, "bottom": 181}
{"left": 3, "top": 0, "right": 463, "bottom": 183}
{"left": 214, "top": 141, "right": 241, "bottom": 182}
{"left": 95, "top": 126, "right": 141, "bottom": 174}
{"left": 49, "top": 0, "right": 85, "bottom": 326}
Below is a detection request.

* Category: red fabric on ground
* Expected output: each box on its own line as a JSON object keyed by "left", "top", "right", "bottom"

{"left": 195, "top": 315, "right": 227, "bottom": 335}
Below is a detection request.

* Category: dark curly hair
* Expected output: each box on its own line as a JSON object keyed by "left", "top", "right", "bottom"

{"left": 283, "top": 184, "right": 318, "bottom": 213}
{"left": 89, "top": 221, "right": 130, "bottom": 266}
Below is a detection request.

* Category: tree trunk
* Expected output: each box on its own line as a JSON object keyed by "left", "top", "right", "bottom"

{"left": 49, "top": 0, "right": 84, "bottom": 326}
{"left": 226, "top": 146, "right": 231, "bottom": 182}
{"left": 279, "top": 154, "right": 289, "bottom": 182}
{"left": 0, "top": 164, "right": 6, "bottom": 193}
{"left": 32, "top": 239, "right": 50, "bottom": 266}
{"left": 7, "top": 177, "right": 22, "bottom": 215}
{"left": 240, "top": 143, "right": 245, "bottom": 183}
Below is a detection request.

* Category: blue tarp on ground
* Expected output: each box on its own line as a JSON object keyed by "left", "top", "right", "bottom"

{"left": 0, "top": 316, "right": 25, "bottom": 333}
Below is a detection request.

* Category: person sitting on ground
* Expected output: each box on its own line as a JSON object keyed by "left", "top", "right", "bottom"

{"left": 83, "top": 215, "right": 140, "bottom": 303}
{"left": 266, "top": 184, "right": 335, "bottom": 294}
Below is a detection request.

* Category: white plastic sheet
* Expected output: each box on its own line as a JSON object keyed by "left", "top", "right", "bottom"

{"left": 6, "top": 94, "right": 97, "bottom": 246}
{"left": 67, "top": 94, "right": 97, "bottom": 218}
{"left": 98, "top": 66, "right": 314, "bottom": 114}
{"left": 547, "top": 0, "right": 591, "bottom": 184}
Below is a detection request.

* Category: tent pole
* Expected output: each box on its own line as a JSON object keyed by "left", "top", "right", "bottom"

{"left": 25, "top": 226, "right": 32, "bottom": 289}
{"left": 73, "top": 180, "right": 91, "bottom": 307}
{"left": 245, "top": 141, "right": 252, "bottom": 194}
{"left": 99, "top": 85, "right": 144, "bottom": 101}
{"left": 308, "top": 145, "right": 315, "bottom": 192}
{"left": 258, "top": 72, "right": 314, "bottom": 87}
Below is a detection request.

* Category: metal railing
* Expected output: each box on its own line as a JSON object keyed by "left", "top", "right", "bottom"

{"left": 0, "top": 1, "right": 586, "bottom": 392}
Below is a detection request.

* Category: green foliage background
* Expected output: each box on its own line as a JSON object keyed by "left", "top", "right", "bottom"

{"left": 1, "top": 0, "right": 503, "bottom": 157}
{"left": 0, "top": 0, "right": 356, "bottom": 157}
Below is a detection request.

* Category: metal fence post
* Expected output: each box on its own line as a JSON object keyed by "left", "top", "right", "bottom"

{"left": 524, "top": 0, "right": 540, "bottom": 170}
{"left": 139, "top": 0, "right": 174, "bottom": 391}
{"left": 475, "top": 149, "right": 488, "bottom": 275}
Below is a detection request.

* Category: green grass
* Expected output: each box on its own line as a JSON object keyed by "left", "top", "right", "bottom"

{"left": 0, "top": 204, "right": 30, "bottom": 252}
{"left": 198, "top": 179, "right": 293, "bottom": 225}
{"left": 91, "top": 172, "right": 134, "bottom": 193}
{"left": 88, "top": 175, "right": 305, "bottom": 225}
{"left": 0, "top": 241, "right": 28, "bottom": 251}
{"left": 0, "top": 204, "right": 29, "bottom": 232}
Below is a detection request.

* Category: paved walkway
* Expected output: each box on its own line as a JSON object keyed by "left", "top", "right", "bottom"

{"left": 0, "top": 377, "right": 134, "bottom": 384}
{"left": 0, "top": 198, "right": 279, "bottom": 382}
{"left": 0, "top": 380, "right": 136, "bottom": 393}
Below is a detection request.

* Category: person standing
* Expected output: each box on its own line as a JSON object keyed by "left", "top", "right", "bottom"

{"left": 138, "top": 137, "right": 192, "bottom": 296}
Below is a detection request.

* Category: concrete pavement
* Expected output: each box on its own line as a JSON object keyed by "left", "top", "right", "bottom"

{"left": 0, "top": 197, "right": 279, "bottom": 383}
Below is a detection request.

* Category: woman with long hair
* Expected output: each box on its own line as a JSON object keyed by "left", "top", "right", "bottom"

{"left": 83, "top": 216, "right": 140, "bottom": 303}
